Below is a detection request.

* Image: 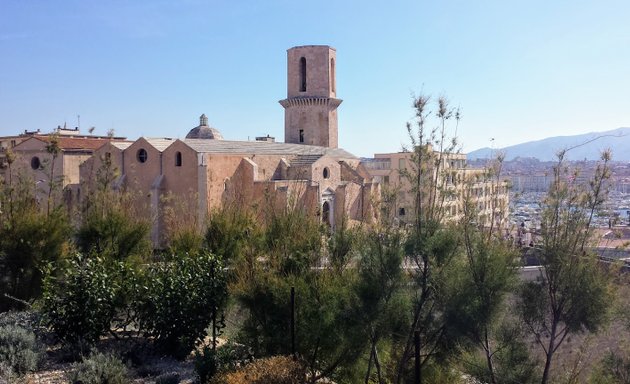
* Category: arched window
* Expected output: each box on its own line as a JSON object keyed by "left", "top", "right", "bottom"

{"left": 137, "top": 148, "right": 148, "bottom": 163}
{"left": 330, "top": 58, "right": 335, "bottom": 93}
{"left": 323, "top": 167, "right": 330, "bottom": 179}
{"left": 299, "top": 57, "right": 307, "bottom": 92}
{"left": 30, "top": 156, "right": 40, "bottom": 170}
{"left": 175, "top": 151, "right": 182, "bottom": 167}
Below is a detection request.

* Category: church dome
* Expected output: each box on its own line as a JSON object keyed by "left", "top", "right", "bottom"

{"left": 185, "top": 114, "right": 224, "bottom": 140}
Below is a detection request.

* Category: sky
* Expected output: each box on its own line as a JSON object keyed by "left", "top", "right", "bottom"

{"left": 1, "top": 0, "right": 628, "bottom": 158}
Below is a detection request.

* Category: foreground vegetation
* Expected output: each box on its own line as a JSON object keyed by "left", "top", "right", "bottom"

{"left": 0, "top": 96, "right": 626, "bottom": 383}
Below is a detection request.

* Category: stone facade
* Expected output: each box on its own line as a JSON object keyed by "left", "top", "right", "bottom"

{"left": 280, "top": 46, "right": 341, "bottom": 148}
{"left": 81, "top": 136, "right": 377, "bottom": 246}
{"left": 5, "top": 135, "right": 128, "bottom": 208}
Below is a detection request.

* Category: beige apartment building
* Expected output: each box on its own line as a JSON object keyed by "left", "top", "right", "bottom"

{"left": 0, "top": 131, "right": 128, "bottom": 209}
{"left": 0, "top": 125, "right": 109, "bottom": 173}
{"left": 363, "top": 149, "right": 509, "bottom": 226}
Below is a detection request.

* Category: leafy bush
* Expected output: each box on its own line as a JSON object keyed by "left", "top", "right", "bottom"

{"left": 67, "top": 352, "right": 129, "bottom": 384}
{"left": 209, "top": 356, "right": 305, "bottom": 384}
{"left": 263, "top": 208, "right": 322, "bottom": 275}
{"left": 215, "top": 341, "right": 254, "bottom": 373}
{"left": 134, "top": 251, "right": 227, "bottom": 359}
{"left": 0, "top": 324, "right": 41, "bottom": 375}
{"left": 0, "top": 201, "right": 71, "bottom": 311}
{"left": 77, "top": 154, "right": 151, "bottom": 263}
{"left": 194, "top": 342, "right": 255, "bottom": 383}
{"left": 589, "top": 351, "right": 630, "bottom": 384}
{"left": 205, "top": 205, "right": 258, "bottom": 263}
{"left": 76, "top": 208, "right": 151, "bottom": 262}
{"left": 41, "top": 253, "right": 128, "bottom": 347}
{"left": 234, "top": 269, "right": 365, "bottom": 379}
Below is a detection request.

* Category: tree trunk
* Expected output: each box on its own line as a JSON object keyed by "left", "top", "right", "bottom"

{"left": 396, "top": 311, "right": 420, "bottom": 384}
{"left": 365, "top": 346, "right": 373, "bottom": 384}
{"left": 373, "top": 343, "right": 383, "bottom": 384}
{"left": 484, "top": 348, "right": 497, "bottom": 384}
{"left": 541, "top": 349, "right": 554, "bottom": 384}
{"left": 541, "top": 321, "right": 558, "bottom": 384}
{"left": 483, "top": 329, "right": 497, "bottom": 384}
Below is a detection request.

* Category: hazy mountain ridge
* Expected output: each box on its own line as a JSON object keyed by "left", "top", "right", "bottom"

{"left": 467, "top": 127, "right": 630, "bottom": 161}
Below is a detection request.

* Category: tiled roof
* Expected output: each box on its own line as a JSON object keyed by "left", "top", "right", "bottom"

{"left": 144, "top": 138, "right": 176, "bottom": 152}
{"left": 289, "top": 154, "right": 322, "bottom": 167}
{"left": 35, "top": 136, "right": 125, "bottom": 151}
{"left": 110, "top": 141, "right": 133, "bottom": 150}
{"left": 183, "top": 139, "right": 356, "bottom": 158}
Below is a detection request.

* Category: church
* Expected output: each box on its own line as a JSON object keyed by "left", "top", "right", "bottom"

{"left": 78, "top": 45, "right": 378, "bottom": 245}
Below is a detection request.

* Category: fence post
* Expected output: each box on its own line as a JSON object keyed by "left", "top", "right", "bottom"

{"left": 211, "top": 263, "right": 217, "bottom": 351}
{"left": 291, "top": 286, "right": 296, "bottom": 358}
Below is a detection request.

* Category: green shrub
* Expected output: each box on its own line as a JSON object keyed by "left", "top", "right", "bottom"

{"left": 215, "top": 341, "right": 254, "bottom": 373}
{"left": 0, "top": 202, "right": 71, "bottom": 311}
{"left": 0, "top": 324, "right": 41, "bottom": 376}
{"left": 0, "top": 361, "right": 17, "bottom": 382}
{"left": 589, "top": 351, "right": 630, "bottom": 384}
{"left": 67, "top": 352, "right": 129, "bottom": 384}
{"left": 134, "top": 251, "right": 227, "bottom": 359}
{"left": 41, "top": 253, "right": 128, "bottom": 347}
{"left": 205, "top": 205, "right": 257, "bottom": 263}
{"left": 0, "top": 310, "right": 46, "bottom": 339}
{"left": 209, "top": 356, "right": 305, "bottom": 384}
{"left": 0, "top": 311, "right": 35, "bottom": 329}
{"left": 76, "top": 208, "right": 151, "bottom": 262}
{"left": 194, "top": 342, "right": 256, "bottom": 383}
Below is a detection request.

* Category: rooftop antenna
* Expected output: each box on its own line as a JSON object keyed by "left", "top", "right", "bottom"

{"left": 77, "top": 115, "right": 80, "bottom": 130}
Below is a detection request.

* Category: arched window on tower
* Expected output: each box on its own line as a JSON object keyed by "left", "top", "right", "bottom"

{"left": 175, "top": 151, "right": 182, "bottom": 167}
{"left": 330, "top": 58, "right": 335, "bottom": 93}
{"left": 299, "top": 57, "right": 307, "bottom": 92}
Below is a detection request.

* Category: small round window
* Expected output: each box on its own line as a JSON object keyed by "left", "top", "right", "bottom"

{"left": 323, "top": 167, "right": 330, "bottom": 179}
{"left": 30, "top": 156, "right": 40, "bottom": 170}
{"left": 137, "top": 148, "right": 148, "bottom": 163}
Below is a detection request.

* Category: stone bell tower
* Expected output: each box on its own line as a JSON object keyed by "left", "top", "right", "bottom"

{"left": 279, "top": 45, "right": 342, "bottom": 148}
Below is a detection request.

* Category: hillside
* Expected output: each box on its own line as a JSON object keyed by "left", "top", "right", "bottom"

{"left": 467, "top": 127, "right": 630, "bottom": 161}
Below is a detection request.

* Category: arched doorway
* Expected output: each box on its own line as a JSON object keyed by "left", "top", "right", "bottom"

{"left": 322, "top": 201, "right": 331, "bottom": 227}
